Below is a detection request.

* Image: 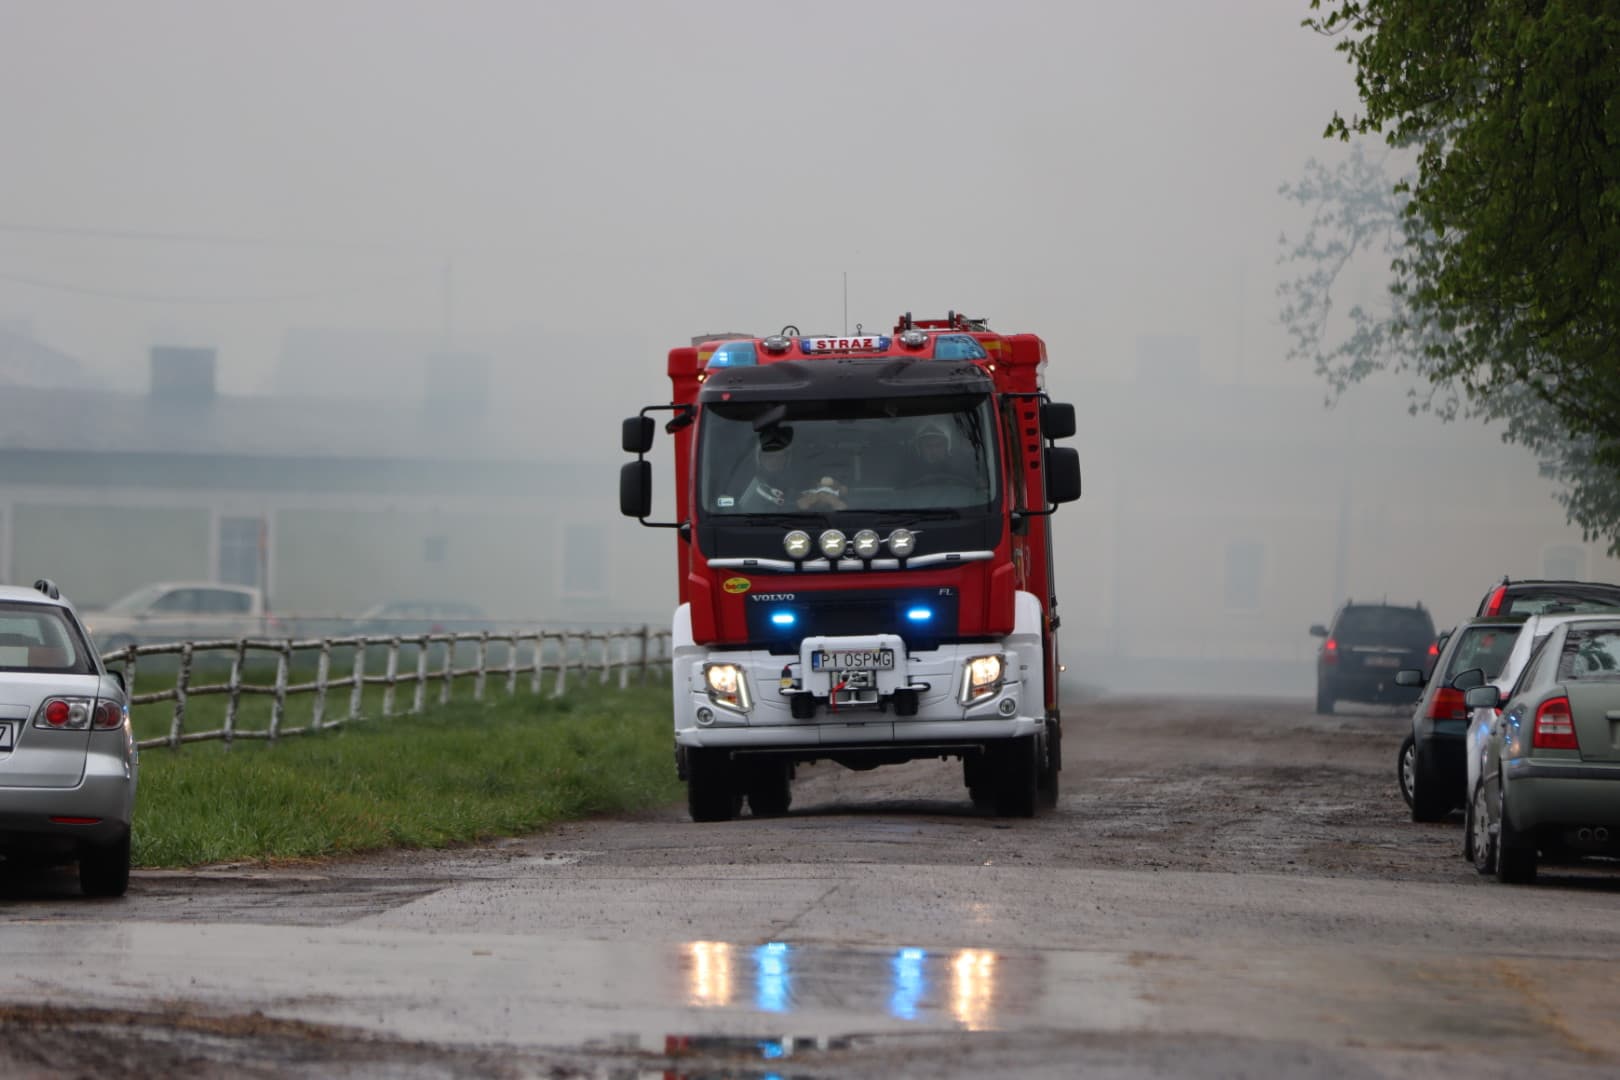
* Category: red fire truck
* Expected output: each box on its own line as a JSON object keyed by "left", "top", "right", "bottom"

{"left": 620, "top": 311, "right": 1080, "bottom": 820}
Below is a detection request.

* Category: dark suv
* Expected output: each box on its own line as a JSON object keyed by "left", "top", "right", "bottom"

{"left": 1475, "top": 576, "right": 1620, "bottom": 617}
{"left": 1310, "top": 602, "right": 1436, "bottom": 714}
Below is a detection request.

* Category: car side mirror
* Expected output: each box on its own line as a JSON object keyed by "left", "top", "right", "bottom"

{"left": 1450, "top": 667, "right": 1486, "bottom": 691}
{"left": 1394, "top": 669, "right": 1425, "bottom": 688}
{"left": 1464, "top": 685, "right": 1502, "bottom": 709}
{"left": 1309, "top": 624, "right": 1328, "bottom": 638}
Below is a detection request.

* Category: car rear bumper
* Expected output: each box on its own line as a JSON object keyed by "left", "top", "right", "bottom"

{"left": 1503, "top": 759, "right": 1620, "bottom": 829}
{"left": 0, "top": 756, "right": 136, "bottom": 848}
{"left": 1326, "top": 672, "right": 1421, "bottom": 702}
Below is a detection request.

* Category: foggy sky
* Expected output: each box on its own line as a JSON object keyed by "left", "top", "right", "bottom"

{"left": 1, "top": 0, "right": 1358, "bottom": 402}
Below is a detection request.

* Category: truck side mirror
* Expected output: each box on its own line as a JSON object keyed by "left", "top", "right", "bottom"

{"left": 1043, "top": 446, "right": 1081, "bottom": 504}
{"left": 620, "top": 461, "right": 652, "bottom": 518}
{"left": 622, "top": 416, "right": 655, "bottom": 454}
{"left": 1463, "top": 685, "right": 1502, "bottom": 709}
{"left": 1040, "top": 402, "right": 1076, "bottom": 440}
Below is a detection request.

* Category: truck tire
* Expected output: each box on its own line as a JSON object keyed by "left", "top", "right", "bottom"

{"left": 687, "top": 748, "right": 739, "bottom": 823}
{"left": 993, "top": 735, "right": 1038, "bottom": 818}
{"left": 745, "top": 760, "right": 792, "bottom": 818}
{"left": 1037, "top": 724, "right": 1060, "bottom": 809}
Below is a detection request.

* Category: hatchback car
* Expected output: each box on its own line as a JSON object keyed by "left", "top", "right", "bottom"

{"left": 1475, "top": 576, "right": 1620, "bottom": 617}
{"left": 1464, "top": 616, "right": 1620, "bottom": 883}
{"left": 1395, "top": 617, "right": 1524, "bottom": 821}
{"left": 0, "top": 579, "right": 135, "bottom": 897}
{"left": 1310, "top": 602, "right": 1435, "bottom": 714}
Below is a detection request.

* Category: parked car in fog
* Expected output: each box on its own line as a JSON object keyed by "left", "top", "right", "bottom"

{"left": 356, "top": 600, "right": 488, "bottom": 638}
{"left": 0, "top": 579, "right": 135, "bottom": 897}
{"left": 1395, "top": 617, "right": 1524, "bottom": 821}
{"left": 1463, "top": 616, "right": 1620, "bottom": 883}
{"left": 82, "top": 582, "right": 278, "bottom": 651}
{"left": 1310, "top": 601, "right": 1435, "bottom": 714}
{"left": 1475, "top": 576, "right": 1620, "bottom": 617}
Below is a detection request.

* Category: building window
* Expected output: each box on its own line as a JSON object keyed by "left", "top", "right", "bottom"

{"left": 423, "top": 535, "right": 448, "bottom": 564}
{"left": 1543, "top": 544, "right": 1586, "bottom": 581}
{"left": 1224, "top": 540, "right": 1263, "bottom": 611}
{"left": 562, "top": 524, "right": 607, "bottom": 597}
{"left": 218, "top": 516, "right": 264, "bottom": 587}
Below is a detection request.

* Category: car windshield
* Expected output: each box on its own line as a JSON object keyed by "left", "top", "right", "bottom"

{"left": 1558, "top": 627, "right": 1620, "bottom": 679}
{"left": 0, "top": 602, "right": 93, "bottom": 674}
{"left": 1446, "top": 625, "right": 1521, "bottom": 681}
{"left": 1502, "top": 589, "right": 1620, "bottom": 615}
{"left": 1335, "top": 607, "right": 1433, "bottom": 644}
{"left": 105, "top": 584, "right": 170, "bottom": 613}
{"left": 697, "top": 395, "right": 998, "bottom": 516}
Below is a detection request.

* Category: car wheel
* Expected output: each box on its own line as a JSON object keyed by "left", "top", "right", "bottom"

{"left": 1470, "top": 781, "right": 1496, "bottom": 875}
{"left": 1315, "top": 680, "right": 1335, "bottom": 715}
{"left": 686, "top": 748, "right": 738, "bottom": 823}
{"left": 78, "top": 832, "right": 131, "bottom": 898}
{"left": 744, "top": 761, "right": 792, "bottom": 818}
{"left": 993, "top": 735, "right": 1039, "bottom": 818}
{"left": 1461, "top": 786, "right": 1476, "bottom": 862}
{"left": 1397, "top": 735, "right": 1416, "bottom": 809}
{"left": 1409, "top": 742, "right": 1449, "bottom": 823}
{"left": 1494, "top": 780, "right": 1537, "bottom": 885}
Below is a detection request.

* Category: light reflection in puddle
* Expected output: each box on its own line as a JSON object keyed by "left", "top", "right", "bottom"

{"left": 682, "top": 941, "right": 1010, "bottom": 1030}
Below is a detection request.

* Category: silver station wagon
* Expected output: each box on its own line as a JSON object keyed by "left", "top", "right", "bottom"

{"left": 0, "top": 579, "right": 136, "bottom": 897}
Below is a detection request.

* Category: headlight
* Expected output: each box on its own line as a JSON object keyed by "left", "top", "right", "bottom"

{"left": 852, "top": 529, "right": 881, "bottom": 558}
{"left": 703, "top": 663, "right": 752, "bottom": 713}
{"left": 958, "top": 654, "right": 1005, "bottom": 705}
{"left": 887, "top": 528, "right": 916, "bottom": 557}
{"left": 818, "top": 529, "right": 847, "bottom": 559}
{"left": 783, "top": 530, "right": 812, "bottom": 559}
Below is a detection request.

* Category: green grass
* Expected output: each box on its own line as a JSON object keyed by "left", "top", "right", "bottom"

{"left": 132, "top": 685, "right": 682, "bottom": 867}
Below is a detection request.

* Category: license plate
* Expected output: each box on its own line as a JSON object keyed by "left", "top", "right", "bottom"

{"left": 0, "top": 721, "right": 12, "bottom": 752}
{"left": 1365, "top": 656, "right": 1400, "bottom": 668}
{"left": 812, "top": 648, "right": 895, "bottom": 672}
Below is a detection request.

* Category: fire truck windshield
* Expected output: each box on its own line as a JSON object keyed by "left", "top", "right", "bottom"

{"left": 699, "top": 395, "right": 999, "bottom": 516}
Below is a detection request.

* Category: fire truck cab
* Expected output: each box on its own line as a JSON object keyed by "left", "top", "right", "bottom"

{"left": 621, "top": 311, "right": 1080, "bottom": 820}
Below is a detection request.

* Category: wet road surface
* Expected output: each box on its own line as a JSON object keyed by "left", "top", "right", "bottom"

{"left": 3, "top": 695, "right": 1618, "bottom": 1077}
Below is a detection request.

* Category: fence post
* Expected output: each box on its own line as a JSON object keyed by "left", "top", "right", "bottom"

{"left": 505, "top": 633, "right": 519, "bottom": 697}
{"left": 223, "top": 638, "right": 248, "bottom": 749}
{"left": 638, "top": 625, "right": 651, "bottom": 687}
{"left": 122, "top": 643, "right": 139, "bottom": 705}
{"left": 312, "top": 639, "right": 332, "bottom": 732}
{"left": 383, "top": 636, "right": 401, "bottom": 717}
{"left": 413, "top": 635, "right": 429, "bottom": 714}
{"left": 553, "top": 633, "right": 568, "bottom": 698}
{"left": 269, "top": 639, "right": 292, "bottom": 741}
{"left": 475, "top": 631, "right": 490, "bottom": 702}
{"left": 350, "top": 636, "right": 368, "bottom": 722}
{"left": 168, "top": 642, "right": 194, "bottom": 749}
{"left": 440, "top": 636, "right": 455, "bottom": 705}
{"left": 529, "top": 633, "right": 543, "bottom": 695}
{"left": 597, "top": 632, "right": 610, "bottom": 686}
{"left": 618, "top": 631, "right": 630, "bottom": 690}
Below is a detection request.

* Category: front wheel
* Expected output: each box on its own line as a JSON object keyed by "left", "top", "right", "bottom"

{"left": 744, "top": 760, "right": 792, "bottom": 818}
{"left": 992, "top": 735, "right": 1038, "bottom": 818}
{"left": 1397, "top": 735, "right": 1416, "bottom": 809}
{"left": 79, "top": 832, "right": 131, "bottom": 898}
{"left": 686, "top": 748, "right": 739, "bottom": 823}
{"left": 1409, "top": 741, "right": 1449, "bottom": 822}
{"left": 1469, "top": 780, "right": 1496, "bottom": 875}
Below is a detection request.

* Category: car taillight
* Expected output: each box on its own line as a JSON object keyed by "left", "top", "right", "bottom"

{"left": 1428, "top": 687, "right": 1469, "bottom": 721}
{"left": 1428, "top": 642, "right": 1440, "bottom": 658}
{"left": 1484, "top": 585, "right": 1508, "bottom": 616}
{"left": 35, "top": 697, "right": 92, "bottom": 730}
{"left": 1323, "top": 638, "right": 1339, "bottom": 665}
{"left": 1532, "top": 696, "right": 1579, "bottom": 750}
{"left": 92, "top": 700, "right": 125, "bottom": 730}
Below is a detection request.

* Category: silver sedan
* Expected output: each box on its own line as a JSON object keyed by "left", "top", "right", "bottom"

{"left": 0, "top": 580, "right": 136, "bottom": 897}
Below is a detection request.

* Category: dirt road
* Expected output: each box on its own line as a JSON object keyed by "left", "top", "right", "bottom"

{"left": 3, "top": 695, "right": 1617, "bottom": 1078}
